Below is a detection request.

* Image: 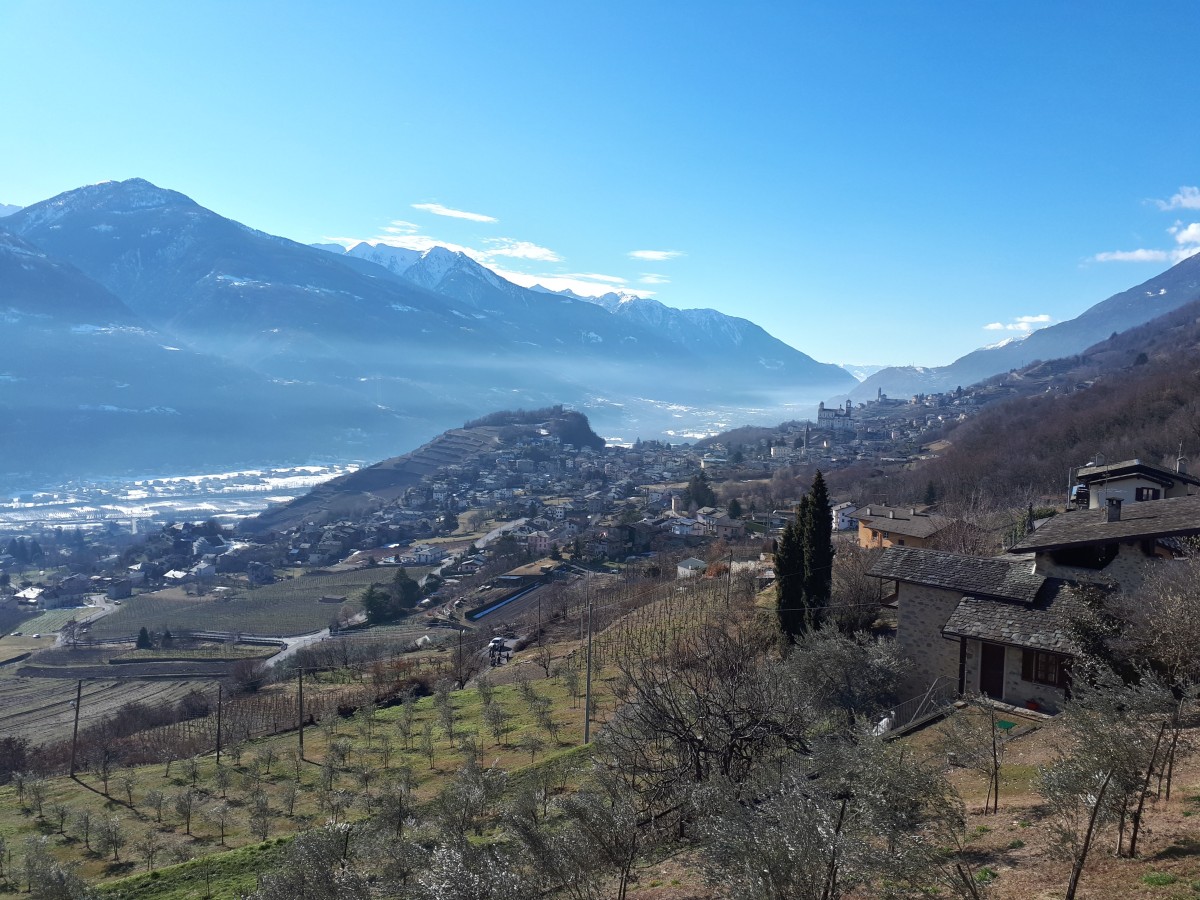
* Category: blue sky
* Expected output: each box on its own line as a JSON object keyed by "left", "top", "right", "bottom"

{"left": 2, "top": 1, "right": 1199, "bottom": 367}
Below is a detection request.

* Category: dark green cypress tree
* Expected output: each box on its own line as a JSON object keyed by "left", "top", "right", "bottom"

{"left": 775, "top": 496, "right": 808, "bottom": 641}
{"left": 801, "top": 470, "right": 834, "bottom": 631}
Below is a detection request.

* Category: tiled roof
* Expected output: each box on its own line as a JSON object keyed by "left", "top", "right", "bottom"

{"left": 1010, "top": 494, "right": 1200, "bottom": 552}
{"left": 866, "top": 546, "right": 1044, "bottom": 603}
{"left": 856, "top": 505, "right": 949, "bottom": 539}
{"left": 941, "top": 581, "right": 1084, "bottom": 654}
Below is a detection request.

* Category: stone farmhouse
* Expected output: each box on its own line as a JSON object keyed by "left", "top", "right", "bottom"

{"left": 870, "top": 492, "right": 1200, "bottom": 713}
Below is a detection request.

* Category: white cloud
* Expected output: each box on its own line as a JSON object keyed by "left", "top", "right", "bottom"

{"left": 481, "top": 238, "right": 561, "bottom": 262}
{"left": 411, "top": 202, "right": 498, "bottom": 223}
{"left": 628, "top": 249, "right": 684, "bottom": 261}
{"left": 639, "top": 274, "right": 670, "bottom": 285}
{"left": 1172, "top": 222, "right": 1200, "bottom": 245}
{"left": 382, "top": 220, "right": 420, "bottom": 235}
{"left": 1156, "top": 186, "right": 1200, "bottom": 211}
{"left": 1092, "top": 248, "right": 1171, "bottom": 263}
{"left": 983, "top": 314, "right": 1052, "bottom": 333}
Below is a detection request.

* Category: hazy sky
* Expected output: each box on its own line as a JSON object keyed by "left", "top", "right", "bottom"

{"left": 2, "top": 1, "right": 1198, "bottom": 367}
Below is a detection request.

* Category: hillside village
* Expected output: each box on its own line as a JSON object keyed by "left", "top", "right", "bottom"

{"left": 0, "top": 390, "right": 987, "bottom": 616}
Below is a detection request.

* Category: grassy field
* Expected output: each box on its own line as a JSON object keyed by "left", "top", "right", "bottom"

{"left": 84, "top": 568, "right": 430, "bottom": 640}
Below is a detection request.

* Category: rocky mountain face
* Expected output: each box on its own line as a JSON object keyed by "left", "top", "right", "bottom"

{"left": 3, "top": 179, "right": 854, "bottom": 483}
{"left": 850, "top": 252, "right": 1200, "bottom": 400}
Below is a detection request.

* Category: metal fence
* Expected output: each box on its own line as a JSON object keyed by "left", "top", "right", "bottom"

{"left": 878, "top": 675, "right": 959, "bottom": 736}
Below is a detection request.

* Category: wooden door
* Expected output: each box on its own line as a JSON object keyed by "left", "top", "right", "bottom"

{"left": 979, "top": 642, "right": 1005, "bottom": 700}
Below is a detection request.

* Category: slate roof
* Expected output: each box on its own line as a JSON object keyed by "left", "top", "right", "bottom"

{"left": 1076, "top": 458, "right": 1200, "bottom": 489}
{"left": 941, "top": 581, "right": 1084, "bottom": 654}
{"left": 866, "top": 546, "right": 1044, "bottom": 603}
{"left": 1010, "top": 494, "right": 1200, "bottom": 552}
{"left": 856, "top": 505, "right": 949, "bottom": 540}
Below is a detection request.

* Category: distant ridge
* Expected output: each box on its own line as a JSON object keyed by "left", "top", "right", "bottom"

{"left": 850, "top": 251, "right": 1200, "bottom": 399}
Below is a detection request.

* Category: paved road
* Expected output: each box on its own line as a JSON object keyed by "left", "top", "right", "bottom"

{"left": 262, "top": 629, "right": 330, "bottom": 667}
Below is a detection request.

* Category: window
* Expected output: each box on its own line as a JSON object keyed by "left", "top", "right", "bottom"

{"left": 1135, "top": 487, "right": 1161, "bottom": 501}
{"left": 1021, "top": 650, "right": 1070, "bottom": 689}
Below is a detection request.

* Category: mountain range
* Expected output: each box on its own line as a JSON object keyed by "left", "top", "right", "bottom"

{"left": 848, "top": 252, "right": 1200, "bottom": 400}
{"left": 0, "top": 179, "right": 853, "bottom": 487}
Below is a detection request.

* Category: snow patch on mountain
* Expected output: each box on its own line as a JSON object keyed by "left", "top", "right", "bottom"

{"left": 981, "top": 335, "right": 1028, "bottom": 351}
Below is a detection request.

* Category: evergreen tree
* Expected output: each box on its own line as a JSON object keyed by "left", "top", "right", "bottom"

{"left": 801, "top": 471, "right": 833, "bottom": 631}
{"left": 727, "top": 498, "right": 743, "bottom": 519}
{"left": 391, "top": 568, "right": 421, "bottom": 610}
{"left": 362, "top": 584, "right": 396, "bottom": 625}
{"left": 685, "top": 472, "right": 717, "bottom": 509}
{"left": 135, "top": 627, "right": 153, "bottom": 650}
{"left": 775, "top": 496, "right": 807, "bottom": 641}
{"left": 775, "top": 472, "right": 834, "bottom": 641}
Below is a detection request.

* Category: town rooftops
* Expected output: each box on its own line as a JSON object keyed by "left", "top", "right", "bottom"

{"left": 1010, "top": 494, "right": 1200, "bottom": 552}
{"left": 867, "top": 546, "right": 1044, "bottom": 604}
{"left": 855, "top": 505, "right": 950, "bottom": 540}
{"left": 941, "top": 581, "right": 1084, "bottom": 654}
{"left": 1075, "top": 457, "right": 1200, "bottom": 489}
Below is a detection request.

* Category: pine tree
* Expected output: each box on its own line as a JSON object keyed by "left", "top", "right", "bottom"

{"left": 136, "top": 627, "right": 153, "bottom": 650}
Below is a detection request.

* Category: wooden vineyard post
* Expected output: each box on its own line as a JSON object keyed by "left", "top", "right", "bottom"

{"left": 69, "top": 680, "right": 82, "bottom": 777}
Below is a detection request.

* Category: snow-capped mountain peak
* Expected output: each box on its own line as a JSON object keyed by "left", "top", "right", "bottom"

{"left": 981, "top": 334, "right": 1029, "bottom": 351}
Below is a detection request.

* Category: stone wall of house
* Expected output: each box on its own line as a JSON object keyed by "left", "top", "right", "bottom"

{"left": 1033, "top": 541, "right": 1157, "bottom": 592}
{"left": 896, "top": 583, "right": 963, "bottom": 694}
{"left": 962, "top": 640, "right": 1067, "bottom": 714}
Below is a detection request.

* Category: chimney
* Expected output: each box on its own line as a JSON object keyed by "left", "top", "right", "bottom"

{"left": 1105, "top": 497, "right": 1122, "bottom": 522}
{"left": 888, "top": 510, "right": 895, "bottom": 519}
{"left": 910, "top": 507, "right": 917, "bottom": 516}
{"left": 1178, "top": 456, "right": 1188, "bottom": 475}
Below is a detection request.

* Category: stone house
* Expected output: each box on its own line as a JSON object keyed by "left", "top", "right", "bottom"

{"left": 868, "top": 547, "right": 1079, "bottom": 711}
{"left": 871, "top": 493, "right": 1200, "bottom": 713}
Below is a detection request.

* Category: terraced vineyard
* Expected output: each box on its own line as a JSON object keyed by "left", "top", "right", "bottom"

{"left": 85, "top": 568, "right": 430, "bottom": 640}
{"left": 0, "top": 676, "right": 216, "bottom": 744}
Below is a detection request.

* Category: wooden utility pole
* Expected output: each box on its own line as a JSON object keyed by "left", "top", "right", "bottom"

{"left": 69, "top": 680, "right": 83, "bottom": 776}
{"left": 215, "top": 685, "right": 223, "bottom": 765}
{"left": 297, "top": 667, "right": 306, "bottom": 761}
{"left": 583, "top": 574, "right": 594, "bottom": 744}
